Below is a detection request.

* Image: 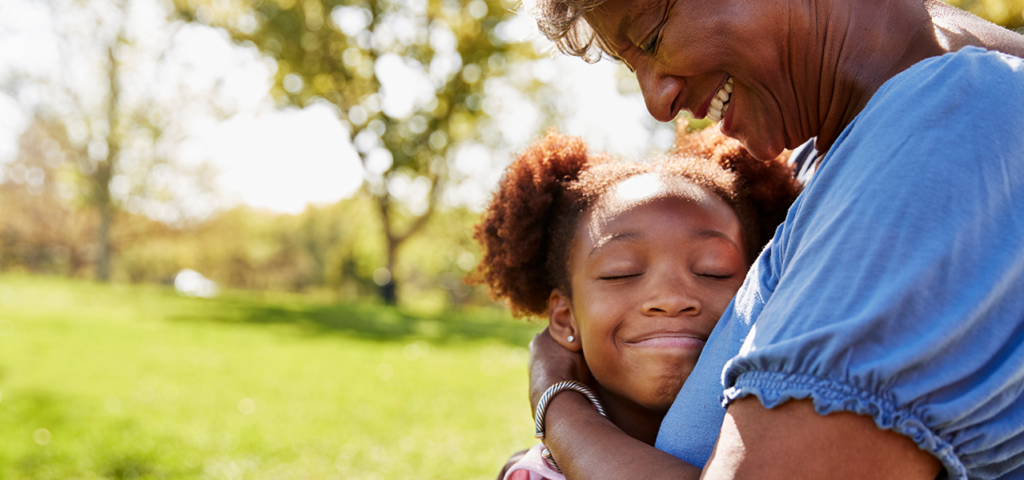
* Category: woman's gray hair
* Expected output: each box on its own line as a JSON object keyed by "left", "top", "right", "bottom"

{"left": 530, "top": 0, "right": 612, "bottom": 63}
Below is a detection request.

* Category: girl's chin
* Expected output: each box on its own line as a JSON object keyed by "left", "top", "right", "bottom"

{"left": 636, "top": 394, "right": 681, "bottom": 415}
{"left": 631, "top": 376, "right": 691, "bottom": 413}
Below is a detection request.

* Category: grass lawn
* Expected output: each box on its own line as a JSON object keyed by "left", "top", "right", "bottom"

{"left": 0, "top": 274, "right": 544, "bottom": 479}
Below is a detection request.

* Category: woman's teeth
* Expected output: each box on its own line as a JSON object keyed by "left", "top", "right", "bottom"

{"left": 706, "top": 77, "right": 733, "bottom": 122}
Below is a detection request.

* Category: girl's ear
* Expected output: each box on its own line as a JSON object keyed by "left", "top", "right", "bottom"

{"left": 548, "top": 289, "right": 582, "bottom": 352}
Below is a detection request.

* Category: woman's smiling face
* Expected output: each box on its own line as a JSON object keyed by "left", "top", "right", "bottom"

{"left": 583, "top": 0, "right": 805, "bottom": 160}
{"left": 566, "top": 175, "right": 747, "bottom": 412}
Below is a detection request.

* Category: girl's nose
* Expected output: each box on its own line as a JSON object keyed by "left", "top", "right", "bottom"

{"left": 641, "top": 282, "right": 701, "bottom": 317}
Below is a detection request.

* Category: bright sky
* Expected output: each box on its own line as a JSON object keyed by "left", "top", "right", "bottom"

{"left": 194, "top": 104, "right": 365, "bottom": 213}
{"left": 0, "top": 0, "right": 670, "bottom": 216}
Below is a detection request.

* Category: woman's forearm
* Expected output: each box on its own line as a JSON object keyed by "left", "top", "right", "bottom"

{"left": 542, "top": 392, "right": 702, "bottom": 480}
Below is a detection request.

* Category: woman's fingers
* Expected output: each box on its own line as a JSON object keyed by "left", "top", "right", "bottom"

{"left": 528, "top": 328, "right": 591, "bottom": 411}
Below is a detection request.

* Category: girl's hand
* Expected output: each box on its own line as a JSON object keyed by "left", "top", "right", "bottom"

{"left": 528, "top": 328, "right": 592, "bottom": 414}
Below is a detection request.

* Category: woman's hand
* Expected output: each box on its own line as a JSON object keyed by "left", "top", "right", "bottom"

{"left": 528, "top": 328, "right": 592, "bottom": 414}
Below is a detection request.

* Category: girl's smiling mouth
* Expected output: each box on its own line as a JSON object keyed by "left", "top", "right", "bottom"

{"left": 624, "top": 331, "right": 708, "bottom": 349}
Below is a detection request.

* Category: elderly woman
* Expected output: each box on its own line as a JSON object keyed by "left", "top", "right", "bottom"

{"left": 524, "top": 0, "right": 1024, "bottom": 479}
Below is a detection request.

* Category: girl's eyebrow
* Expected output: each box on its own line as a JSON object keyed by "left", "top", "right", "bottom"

{"left": 588, "top": 229, "right": 743, "bottom": 258}
{"left": 693, "top": 229, "right": 743, "bottom": 254}
{"left": 589, "top": 231, "right": 645, "bottom": 258}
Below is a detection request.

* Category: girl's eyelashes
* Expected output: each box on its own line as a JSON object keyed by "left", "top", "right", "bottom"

{"left": 697, "top": 272, "right": 733, "bottom": 280}
{"left": 598, "top": 273, "right": 642, "bottom": 281}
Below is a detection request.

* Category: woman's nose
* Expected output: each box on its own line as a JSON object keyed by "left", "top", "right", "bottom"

{"left": 636, "top": 65, "right": 683, "bottom": 122}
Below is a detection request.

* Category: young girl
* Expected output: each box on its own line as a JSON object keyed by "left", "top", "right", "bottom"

{"left": 472, "top": 125, "right": 801, "bottom": 480}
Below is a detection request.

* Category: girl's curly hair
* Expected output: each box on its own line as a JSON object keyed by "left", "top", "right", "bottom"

{"left": 471, "top": 124, "right": 801, "bottom": 318}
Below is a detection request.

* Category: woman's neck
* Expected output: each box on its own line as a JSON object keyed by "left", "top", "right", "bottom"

{"left": 795, "top": 0, "right": 945, "bottom": 154}
{"left": 597, "top": 385, "right": 666, "bottom": 446}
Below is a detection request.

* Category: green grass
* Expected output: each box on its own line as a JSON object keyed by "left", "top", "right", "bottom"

{"left": 0, "top": 274, "right": 544, "bottom": 479}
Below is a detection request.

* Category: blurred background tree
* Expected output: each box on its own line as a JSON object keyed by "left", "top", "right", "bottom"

{"left": 0, "top": 1, "right": 1022, "bottom": 477}
{"left": 1, "top": 0, "right": 232, "bottom": 281}
{"left": 171, "top": 0, "right": 540, "bottom": 304}
{"left": 0, "top": 0, "right": 1019, "bottom": 308}
{"left": 945, "top": 0, "right": 1024, "bottom": 30}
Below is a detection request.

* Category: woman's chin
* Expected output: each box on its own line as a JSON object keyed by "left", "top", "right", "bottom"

{"left": 735, "top": 133, "right": 786, "bottom": 161}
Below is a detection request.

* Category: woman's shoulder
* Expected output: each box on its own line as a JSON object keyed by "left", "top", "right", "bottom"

{"left": 876, "top": 46, "right": 1024, "bottom": 106}
{"left": 826, "top": 46, "right": 1024, "bottom": 176}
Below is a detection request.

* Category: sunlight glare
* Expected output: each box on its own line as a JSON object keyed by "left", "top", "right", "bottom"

{"left": 203, "top": 104, "right": 364, "bottom": 214}
{"left": 615, "top": 173, "right": 663, "bottom": 202}
{"left": 33, "top": 428, "right": 51, "bottom": 446}
{"left": 238, "top": 398, "right": 256, "bottom": 415}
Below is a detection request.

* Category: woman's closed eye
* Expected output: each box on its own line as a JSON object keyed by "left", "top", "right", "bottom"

{"left": 641, "top": 30, "right": 660, "bottom": 54}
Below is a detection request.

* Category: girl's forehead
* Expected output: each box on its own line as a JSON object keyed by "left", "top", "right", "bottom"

{"left": 582, "top": 174, "right": 729, "bottom": 238}
{"left": 611, "top": 173, "right": 706, "bottom": 204}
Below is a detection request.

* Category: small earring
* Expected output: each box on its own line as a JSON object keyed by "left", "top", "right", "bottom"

{"left": 567, "top": 335, "right": 574, "bottom": 343}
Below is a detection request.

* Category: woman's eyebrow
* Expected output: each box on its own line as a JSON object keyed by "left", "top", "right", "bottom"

{"left": 617, "top": 0, "right": 662, "bottom": 39}
{"left": 589, "top": 231, "right": 645, "bottom": 258}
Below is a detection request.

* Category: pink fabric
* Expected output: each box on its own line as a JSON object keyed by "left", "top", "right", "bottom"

{"left": 503, "top": 443, "right": 564, "bottom": 480}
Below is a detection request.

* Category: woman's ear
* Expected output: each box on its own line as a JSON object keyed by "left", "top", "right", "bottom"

{"left": 548, "top": 289, "right": 582, "bottom": 352}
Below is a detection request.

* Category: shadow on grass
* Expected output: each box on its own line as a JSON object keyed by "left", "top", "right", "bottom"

{"left": 170, "top": 296, "right": 545, "bottom": 347}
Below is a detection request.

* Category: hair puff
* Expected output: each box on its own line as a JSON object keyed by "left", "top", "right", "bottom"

{"left": 471, "top": 130, "right": 609, "bottom": 317}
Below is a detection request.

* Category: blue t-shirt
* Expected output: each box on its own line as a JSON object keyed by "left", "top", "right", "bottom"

{"left": 656, "top": 47, "right": 1024, "bottom": 480}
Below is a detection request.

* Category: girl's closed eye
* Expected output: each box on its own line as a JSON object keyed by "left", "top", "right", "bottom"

{"left": 697, "top": 272, "right": 733, "bottom": 280}
{"left": 693, "top": 262, "right": 739, "bottom": 280}
{"left": 599, "top": 272, "right": 642, "bottom": 281}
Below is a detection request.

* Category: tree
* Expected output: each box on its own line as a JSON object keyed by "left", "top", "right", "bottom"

{"left": 172, "top": 0, "right": 539, "bottom": 304}
{"left": 943, "top": 0, "right": 1024, "bottom": 30}
{"left": 1, "top": 0, "right": 237, "bottom": 280}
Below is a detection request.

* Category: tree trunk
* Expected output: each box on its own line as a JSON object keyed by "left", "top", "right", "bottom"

{"left": 380, "top": 239, "right": 398, "bottom": 306}
{"left": 96, "top": 200, "right": 112, "bottom": 281}
{"left": 95, "top": 44, "right": 120, "bottom": 282}
{"left": 373, "top": 184, "right": 437, "bottom": 306}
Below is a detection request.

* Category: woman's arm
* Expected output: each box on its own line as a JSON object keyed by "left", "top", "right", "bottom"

{"left": 531, "top": 331, "right": 941, "bottom": 480}
{"left": 704, "top": 398, "right": 941, "bottom": 480}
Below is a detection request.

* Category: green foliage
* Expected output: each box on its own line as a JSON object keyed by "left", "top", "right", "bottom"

{"left": 0, "top": 274, "right": 544, "bottom": 479}
{"left": 2, "top": 180, "right": 491, "bottom": 310}
{"left": 0, "top": 184, "right": 95, "bottom": 277}
{"left": 170, "top": 0, "right": 545, "bottom": 304}
{"left": 168, "top": 0, "right": 539, "bottom": 199}
{"left": 394, "top": 204, "right": 485, "bottom": 308}
{"left": 943, "top": 0, "right": 1024, "bottom": 30}
{"left": 172, "top": 0, "right": 533, "bottom": 153}
{"left": 4, "top": 0, "right": 233, "bottom": 280}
